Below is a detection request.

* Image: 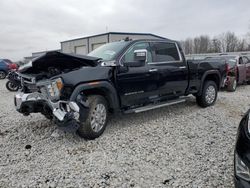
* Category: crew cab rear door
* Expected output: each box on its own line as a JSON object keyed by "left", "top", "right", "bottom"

{"left": 149, "top": 41, "right": 188, "bottom": 96}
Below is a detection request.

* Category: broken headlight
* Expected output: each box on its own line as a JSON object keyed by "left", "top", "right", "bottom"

{"left": 47, "top": 78, "right": 64, "bottom": 98}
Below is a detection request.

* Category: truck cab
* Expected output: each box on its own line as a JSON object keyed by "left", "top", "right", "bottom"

{"left": 114, "top": 40, "right": 188, "bottom": 108}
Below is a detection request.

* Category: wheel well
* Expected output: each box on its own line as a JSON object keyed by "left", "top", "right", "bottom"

{"left": 204, "top": 74, "right": 220, "bottom": 89}
{"left": 81, "top": 88, "right": 114, "bottom": 113}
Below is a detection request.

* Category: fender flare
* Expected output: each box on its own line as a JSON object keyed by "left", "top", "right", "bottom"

{"left": 70, "top": 81, "right": 120, "bottom": 111}
{"left": 198, "top": 70, "right": 221, "bottom": 96}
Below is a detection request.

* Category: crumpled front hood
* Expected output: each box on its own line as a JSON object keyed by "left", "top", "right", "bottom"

{"left": 60, "top": 66, "right": 113, "bottom": 86}
{"left": 19, "top": 51, "right": 101, "bottom": 74}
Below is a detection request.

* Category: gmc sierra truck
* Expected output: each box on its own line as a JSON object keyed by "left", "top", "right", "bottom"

{"left": 15, "top": 39, "right": 226, "bottom": 139}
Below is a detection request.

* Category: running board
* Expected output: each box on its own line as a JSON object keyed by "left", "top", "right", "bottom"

{"left": 124, "top": 97, "right": 188, "bottom": 114}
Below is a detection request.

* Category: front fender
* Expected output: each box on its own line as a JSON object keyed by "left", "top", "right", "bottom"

{"left": 70, "top": 81, "right": 120, "bottom": 111}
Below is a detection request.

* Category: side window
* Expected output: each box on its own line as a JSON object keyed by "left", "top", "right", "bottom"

{"left": 122, "top": 42, "right": 152, "bottom": 63}
{"left": 239, "top": 57, "right": 243, "bottom": 64}
{"left": 243, "top": 57, "right": 249, "bottom": 64}
{"left": 151, "top": 42, "right": 181, "bottom": 62}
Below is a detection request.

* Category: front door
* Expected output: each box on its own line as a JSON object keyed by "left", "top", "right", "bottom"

{"left": 116, "top": 42, "right": 159, "bottom": 107}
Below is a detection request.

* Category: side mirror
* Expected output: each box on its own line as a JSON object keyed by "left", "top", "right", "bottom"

{"left": 123, "top": 49, "right": 147, "bottom": 67}
{"left": 134, "top": 49, "right": 147, "bottom": 62}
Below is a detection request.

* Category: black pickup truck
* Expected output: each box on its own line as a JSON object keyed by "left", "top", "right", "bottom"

{"left": 15, "top": 39, "right": 226, "bottom": 139}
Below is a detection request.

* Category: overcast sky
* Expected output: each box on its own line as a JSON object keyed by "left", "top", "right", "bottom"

{"left": 0, "top": 0, "right": 249, "bottom": 61}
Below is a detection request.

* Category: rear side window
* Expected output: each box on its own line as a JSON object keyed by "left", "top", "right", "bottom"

{"left": 242, "top": 57, "right": 250, "bottom": 64}
{"left": 151, "top": 42, "right": 181, "bottom": 62}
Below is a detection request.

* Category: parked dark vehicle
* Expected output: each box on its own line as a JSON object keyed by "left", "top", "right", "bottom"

{"left": 234, "top": 109, "right": 250, "bottom": 188}
{"left": 14, "top": 39, "right": 226, "bottom": 139}
{"left": 6, "top": 71, "right": 22, "bottom": 91}
{"left": 0, "top": 60, "right": 10, "bottom": 79}
{"left": 220, "top": 55, "right": 250, "bottom": 91}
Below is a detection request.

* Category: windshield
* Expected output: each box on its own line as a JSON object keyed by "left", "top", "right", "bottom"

{"left": 88, "top": 41, "right": 129, "bottom": 61}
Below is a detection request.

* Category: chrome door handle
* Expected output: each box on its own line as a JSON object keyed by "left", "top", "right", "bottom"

{"left": 149, "top": 68, "right": 158, "bottom": 72}
{"left": 179, "top": 66, "right": 186, "bottom": 69}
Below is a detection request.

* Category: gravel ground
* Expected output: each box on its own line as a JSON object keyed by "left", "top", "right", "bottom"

{"left": 0, "top": 79, "right": 250, "bottom": 188}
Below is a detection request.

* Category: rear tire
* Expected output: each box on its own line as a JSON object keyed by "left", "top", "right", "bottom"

{"left": 227, "top": 76, "right": 237, "bottom": 92}
{"left": 196, "top": 80, "right": 218, "bottom": 108}
{"left": 77, "top": 95, "right": 108, "bottom": 140}
{"left": 0, "top": 71, "right": 6, "bottom": 79}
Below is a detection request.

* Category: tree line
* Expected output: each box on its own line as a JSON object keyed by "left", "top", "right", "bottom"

{"left": 180, "top": 31, "right": 250, "bottom": 54}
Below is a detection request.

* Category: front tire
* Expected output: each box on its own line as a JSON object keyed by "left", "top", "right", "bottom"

{"left": 6, "top": 81, "right": 19, "bottom": 91}
{"left": 77, "top": 95, "right": 108, "bottom": 140}
{"left": 196, "top": 80, "right": 218, "bottom": 108}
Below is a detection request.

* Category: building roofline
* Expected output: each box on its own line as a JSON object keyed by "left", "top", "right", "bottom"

{"left": 60, "top": 32, "right": 167, "bottom": 43}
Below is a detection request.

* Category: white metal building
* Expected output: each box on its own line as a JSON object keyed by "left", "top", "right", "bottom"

{"left": 60, "top": 32, "right": 166, "bottom": 55}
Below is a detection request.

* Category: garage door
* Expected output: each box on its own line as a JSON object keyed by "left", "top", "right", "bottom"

{"left": 75, "top": 45, "right": 87, "bottom": 55}
{"left": 92, "top": 43, "right": 106, "bottom": 50}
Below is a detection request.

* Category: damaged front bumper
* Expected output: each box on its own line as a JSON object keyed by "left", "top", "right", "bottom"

{"left": 14, "top": 92, "right": 88, "bottom": 131}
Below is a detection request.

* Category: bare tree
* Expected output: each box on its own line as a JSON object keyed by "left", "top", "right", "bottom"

{"left": 193, "top": 37, "right": 201, "bottom": 53}
{"left": 184, "top": 38, "right": 193, "bottom": 54}
{"left": 211, "top": 32, "right": 239, "bottom": 52}
{"left": 225, "top": 32, "right": 238, "bottom": 52}
{"left": 210, "top": 37, "right": 221, "bottom": 53}
{"left": 218, "top": 33, "right": 227, "bottom": 52}
{"left": 192, "top": 35, "right": 210, "bottom": 53}
{"left": 179, "top": 40, "right": 185, "bottom": 51}
{"left": 237, "top": 38, "right": 247, "bottom": 51}
{"left": 199, "top": 35, "right": 210, "bottom": 53}
{"left": 181, "top": 30, "right": 250, "bottom": 54}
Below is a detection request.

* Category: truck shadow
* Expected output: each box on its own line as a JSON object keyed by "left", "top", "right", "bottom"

{"left": 106, "top": 97, "right": 198, "bottom": 132}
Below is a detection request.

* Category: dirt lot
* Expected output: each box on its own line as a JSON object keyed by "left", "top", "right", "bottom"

{"left": 0, "top": 79, "right": 250, "bottom": 187}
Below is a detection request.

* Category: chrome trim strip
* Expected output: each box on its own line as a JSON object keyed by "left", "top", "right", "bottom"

{"left": 124, "top": 98, "right": 187, "bottom": 114}
{"left": 134, "top": 99, "right": 186, "bottom": 113}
